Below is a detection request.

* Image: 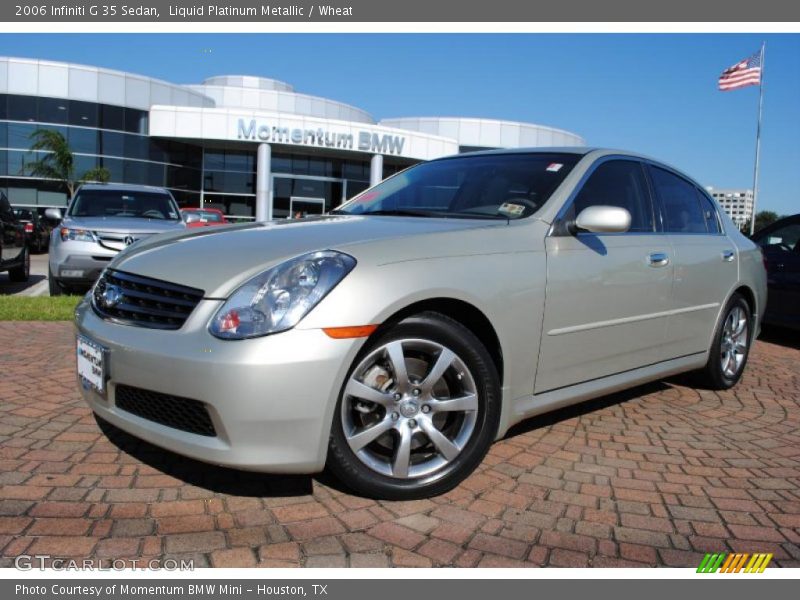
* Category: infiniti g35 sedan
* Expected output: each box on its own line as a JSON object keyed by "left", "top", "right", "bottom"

{"left": 74, "top": 148, "right": 767, "bottom": 499}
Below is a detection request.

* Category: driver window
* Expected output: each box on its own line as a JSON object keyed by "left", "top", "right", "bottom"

{"left": 567, "top": 160, "right": 655, "bottom": 232}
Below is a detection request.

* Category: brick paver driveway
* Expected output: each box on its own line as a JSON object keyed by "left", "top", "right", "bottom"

{"left": 1, "top": 322, "right": 798, "bottom": 568}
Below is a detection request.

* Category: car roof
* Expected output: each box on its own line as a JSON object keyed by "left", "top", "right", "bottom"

{"left": 447, "top": 147, "right": 667, "bottom": 162}
{"left": 436, "top": 147, "right": 704, "bottom": 185}
{"left": 451, "top": 146, "right": 596, "bottom": 159}
{"left": 77, "top": 183, "right": 172, "bottom": 193}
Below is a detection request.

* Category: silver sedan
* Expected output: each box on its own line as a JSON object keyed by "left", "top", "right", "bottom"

{"left": 74, "top": 148, "right": 767, "bottom": 499}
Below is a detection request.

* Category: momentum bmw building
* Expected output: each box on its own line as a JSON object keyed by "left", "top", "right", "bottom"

{"left": 0, "top": 57, "right": 585, "bottom": 220}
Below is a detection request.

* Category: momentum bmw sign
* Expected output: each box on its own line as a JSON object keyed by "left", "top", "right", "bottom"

{"left": 236, "top": 118, "right": 407, "bottom": 155}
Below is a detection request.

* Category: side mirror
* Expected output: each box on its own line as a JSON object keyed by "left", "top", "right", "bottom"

{"left": 44, "top": 207, "right": 63, "bottom": 221}
{"left": 183, "top": 213, "right": 201, "bottom": 224}
{"left": 574, "top": 205, "right": 631, "bottom": 234}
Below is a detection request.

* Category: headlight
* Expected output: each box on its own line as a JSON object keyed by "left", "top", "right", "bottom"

{"left": 209, "top": 250, "right": 356, "bottom": 339}
{"left": 60, "top": 227, "right": 96, "bottom": 243}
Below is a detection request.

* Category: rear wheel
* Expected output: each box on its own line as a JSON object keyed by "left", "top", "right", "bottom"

{"left": 327, "top": 312, "right": 501, "bottom": 500}
{"left": 8, "top": 246, "right": 30, "bottom": 282}
{"left": 695, "top": 293, "right": 752, "bottom": 390}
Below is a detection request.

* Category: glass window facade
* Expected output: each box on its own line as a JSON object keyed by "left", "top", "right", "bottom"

{"left": 0, "top": 94, "right": 202, "bottom": 207}
{"left": 200, "top": 148, "right": 374, "bottom": 220}
{"left": 0, "top": 93, "right": 416, "bottom": 217}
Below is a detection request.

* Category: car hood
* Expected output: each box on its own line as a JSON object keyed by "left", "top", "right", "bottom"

{"left": 109, "top": 215, "right": 505, "bottom": 297}
{"left": 62, "top": 216, "right": 186, "bottom": 234}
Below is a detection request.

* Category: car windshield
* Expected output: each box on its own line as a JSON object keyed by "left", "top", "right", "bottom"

{"left": 68, "top": 189, "right": 181, "bottom": 220}
{"left": 185, "top": 210, "right": 223, "bottom": 222}
{"left": 335, "top": 153, "right": 580, "bottom": 220}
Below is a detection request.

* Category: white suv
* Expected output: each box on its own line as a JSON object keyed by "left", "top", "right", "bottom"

{"left": 47, "top": 184, "right": 186, "bottom": 295}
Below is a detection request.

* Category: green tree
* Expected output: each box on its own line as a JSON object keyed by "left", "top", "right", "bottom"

{"left": 25, "top": 129, "right": 110, "bottom": 199}
{"left": 745, "top": 210, "right": 781, "bottom": 235}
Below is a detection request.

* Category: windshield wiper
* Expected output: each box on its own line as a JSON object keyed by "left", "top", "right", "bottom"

{"left": 446, "top": 211, "right": 511, "bottom": 220}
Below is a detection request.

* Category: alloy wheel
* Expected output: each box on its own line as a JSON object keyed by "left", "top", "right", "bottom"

{"left": 720, "top": 305, "right": 749, "bottom": 379}
{"left": 341, "top": 339, "right": 479, "bottom": 479}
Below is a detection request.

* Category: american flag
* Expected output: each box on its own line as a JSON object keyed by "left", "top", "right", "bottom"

{"left": 718, "top": 51, "right": 762, "bottom": 91}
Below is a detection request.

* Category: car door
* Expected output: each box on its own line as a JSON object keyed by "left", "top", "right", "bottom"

{"left": 647, "top": 165, "right": 738, "bottom": 358}
{"left": 536, "top": 158, "right": 674, "bottom": 394}
{"left": 753, "top": 217, "right": 800, "bottom": 327}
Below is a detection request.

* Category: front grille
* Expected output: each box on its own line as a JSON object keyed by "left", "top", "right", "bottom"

{"left": 92, "top": 269, "right": 204, "bottom": 330}
{"left": 95, "top": 232, "right": 152, "bottom": 252}
{"left": 115, "top": 384, "right": 217, "bottom": 437}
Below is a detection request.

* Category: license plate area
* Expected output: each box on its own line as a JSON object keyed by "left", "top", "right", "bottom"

{"left": 77, "top": 334, "right": 107, "bottom": 396}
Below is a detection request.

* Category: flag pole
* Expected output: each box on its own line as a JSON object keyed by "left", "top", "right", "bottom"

{"left": 749, "top": 42, "right": 766, "bottom": 236}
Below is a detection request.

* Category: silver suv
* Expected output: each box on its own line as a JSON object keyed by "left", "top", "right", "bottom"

{"left": 47, "top": 184, "right": 186, "bottom": 295}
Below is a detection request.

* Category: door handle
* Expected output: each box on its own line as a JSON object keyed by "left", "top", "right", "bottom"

{"left": 722, "top": 250, "right": 735, "bottom": 262}
{"left": 648, "top": 252, "right": 670, "bottom": 267}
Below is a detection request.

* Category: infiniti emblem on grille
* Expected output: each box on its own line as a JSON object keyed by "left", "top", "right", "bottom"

{"left": 101, "top": 284, "right": 124, "bottom": 309}
{"left": 123, "top": 235, "right": 136, "bottom": 246}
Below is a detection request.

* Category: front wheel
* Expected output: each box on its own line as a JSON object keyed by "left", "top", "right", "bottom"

{"left": 327, "top": 312, "right": 501, "bottom": 500}
{"left": 48, "top": 265, "right": 64, "bottom": 296}
{"left": 695, "top": 293, "right": 752, "bottom": 390}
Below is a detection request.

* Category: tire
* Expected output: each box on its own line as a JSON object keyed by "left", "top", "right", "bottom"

{"left": 48, "top": 265, "right": 63, "bottom": 296}
{"left": 327, "top": 311, "right": 501, "bottom": 500}
{"left": 8, "top": 246, "right": 30, "bottom": 282}
{"left": 695, "top": 293, "right": 753, "bottom": 390}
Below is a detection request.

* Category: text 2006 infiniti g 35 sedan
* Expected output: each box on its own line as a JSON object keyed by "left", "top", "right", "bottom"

{"left": 74, "top": 148, "right": 767, "bottom": 499}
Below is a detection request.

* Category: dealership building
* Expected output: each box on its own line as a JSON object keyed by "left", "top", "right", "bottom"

{"left": 0, "top": 57, "right": 585, "bottom": 220}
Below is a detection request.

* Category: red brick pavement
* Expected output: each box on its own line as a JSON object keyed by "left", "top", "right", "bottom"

{"left": 1, "top": 322, "right": 798, "bottom": 568}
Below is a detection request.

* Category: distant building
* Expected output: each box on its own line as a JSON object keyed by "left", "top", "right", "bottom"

{"left": 706, "top": 187, "right": 754, "bottom": 230}
{"left": 0, "top": 56, "right": 585, "bottom": 221}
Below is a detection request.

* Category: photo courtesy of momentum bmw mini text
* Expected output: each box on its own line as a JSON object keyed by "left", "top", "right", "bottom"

{"left": 0, "top": 0, "right": 799, "bottom": 597}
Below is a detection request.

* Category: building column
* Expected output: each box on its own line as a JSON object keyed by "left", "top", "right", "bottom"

{"left": 256, "top": 143, "right": 272, "bottom": 222}
{"left": 369, "top": 154, "right": 384, "bottom": 187}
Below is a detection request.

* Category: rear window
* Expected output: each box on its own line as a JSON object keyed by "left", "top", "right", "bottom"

{"left": 338, "top": 153, "right": 580, "bottom": 220}
{"left": 696, "top": 190, "right": 722, "bottom": 234}
{"left": 185, "top": 210, "right": 224, "bottom": 222}
{"left": 69, "top": 189, "right": 180, "bottom": 221}
{"left": 649, "top": 166, "right": 707, "bottom": 234}
{"left": 13, "top": 208, "right": 33, "bottom": 221}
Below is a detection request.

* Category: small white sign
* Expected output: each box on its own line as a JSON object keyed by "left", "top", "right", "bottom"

{"left": 77, "top": 336, "right": 105, "bottom": 394}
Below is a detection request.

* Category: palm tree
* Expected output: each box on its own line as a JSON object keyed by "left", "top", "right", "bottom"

{"left": 25, "top": 129, "right": 111, "bottom": 199}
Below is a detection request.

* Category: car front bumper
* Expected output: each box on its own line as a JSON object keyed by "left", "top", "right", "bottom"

{"left": 74, "top": 297, "right": 361, "bottom": 473}
{"left": 49, "top": 237, "right": 115, "bottom": 286}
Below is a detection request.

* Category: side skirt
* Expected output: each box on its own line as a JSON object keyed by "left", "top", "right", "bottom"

{"left": 499, "top": 352, "right": 708, "bottom": 438}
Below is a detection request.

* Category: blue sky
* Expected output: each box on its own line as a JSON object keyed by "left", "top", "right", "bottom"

{"left": 1, "top": 33, "right": 798, "bottom": 216}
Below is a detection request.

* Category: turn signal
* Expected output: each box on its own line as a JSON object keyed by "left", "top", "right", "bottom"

{"left": 323, "top": 325, "right": 379, "bottom": 339}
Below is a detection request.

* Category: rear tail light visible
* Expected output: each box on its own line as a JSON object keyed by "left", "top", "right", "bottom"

{"left": 24, "top": 223, "right": 33, "bottom": 233}
{"left": 759, "top": 247, "right": 769, "bottom": 272}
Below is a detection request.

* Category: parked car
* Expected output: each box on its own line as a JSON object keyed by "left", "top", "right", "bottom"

{"left": 752, "top": 213, "right": 800, "bottom": 330}
{"left": 74, "top": 148, "right": 766, "bottom": 499}
{"left": 0, "top": 191, "right": 30, "bottom": 282}
{"left": 180, "top": 208, "right": 229, "bottom": 228}
{"left": 47, "top": 184, "right": 186, "bottom": 295}
{"left": 12, "top": 207, "right": 50, "bottom": 253}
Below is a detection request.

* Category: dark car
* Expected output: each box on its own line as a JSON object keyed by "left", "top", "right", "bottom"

{"left": 0, "top": 191, "right": 30, "bottom": 282}
{"left": 752, "top": 214, "right": 800, "bottom": 330}
{"left": 12, "top": 207, "right": 50, "bottom": 253}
